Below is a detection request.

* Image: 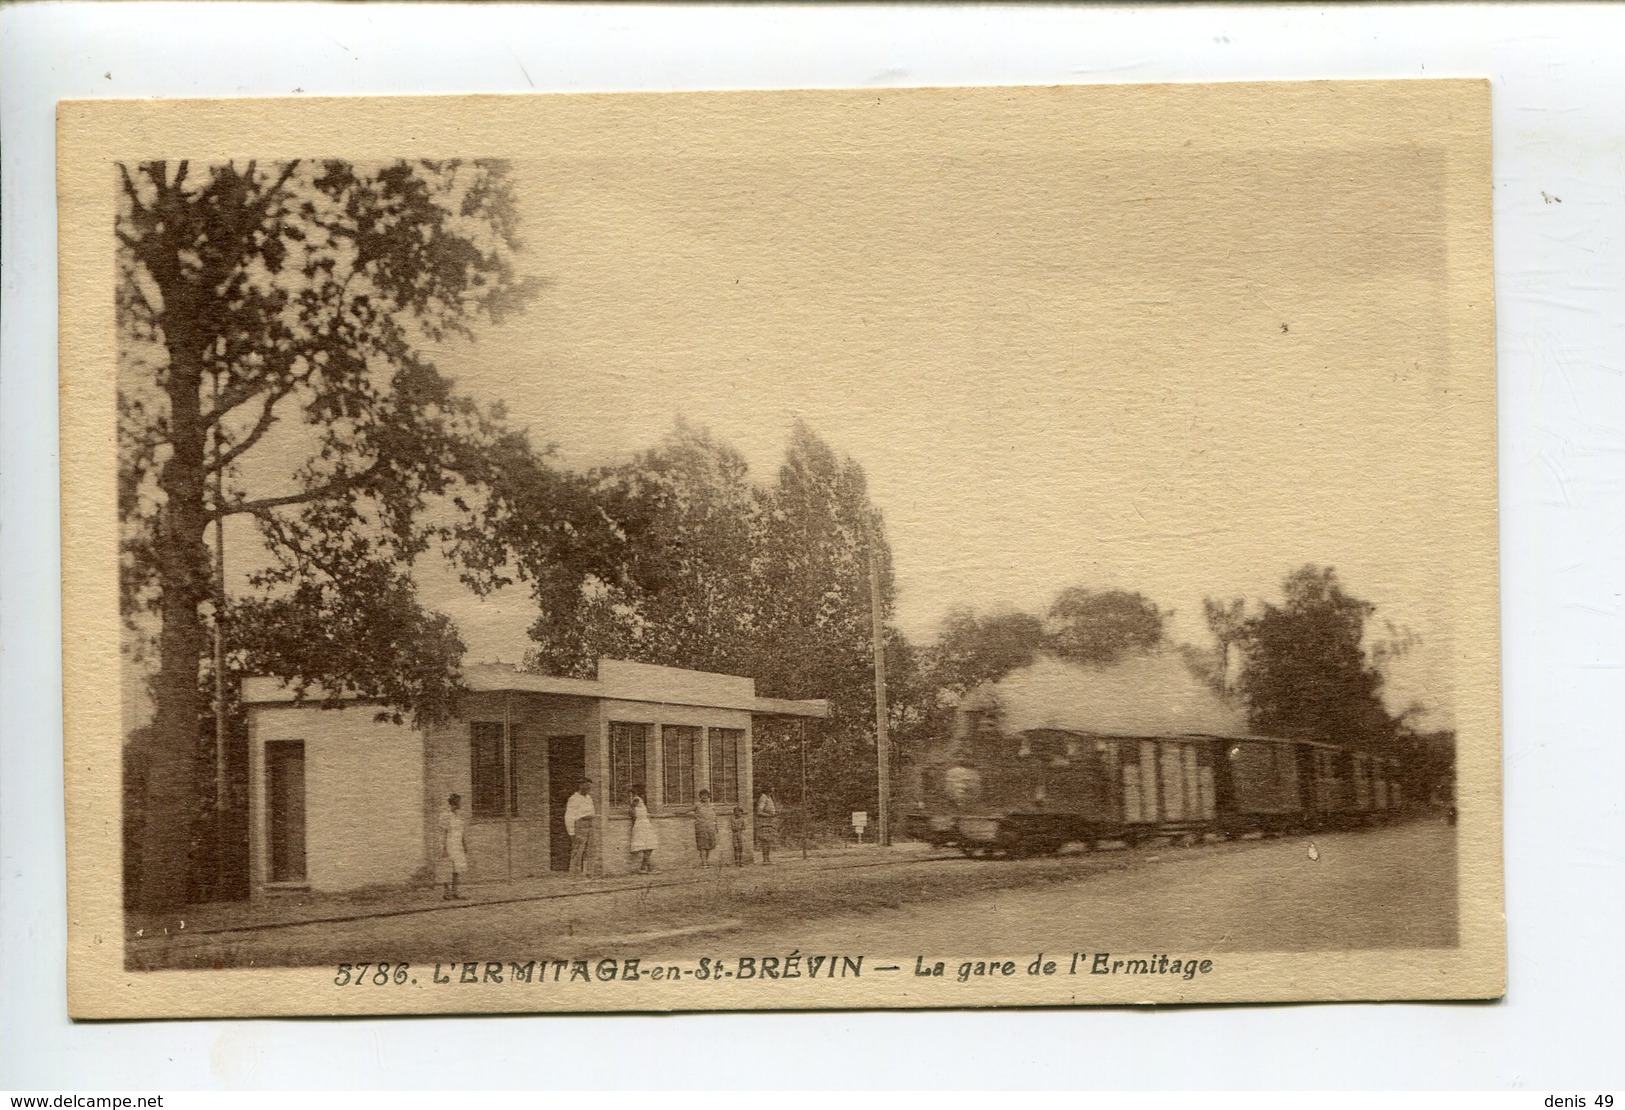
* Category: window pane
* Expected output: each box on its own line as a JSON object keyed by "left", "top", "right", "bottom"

{"left": 609, "top": 722, "right": 648, "bottom": 807}
{"left": 708, "top": 728, "right": 742, "bottom": 804}
{"left": 470, "top": 721, "right": 506, "bottom": 818}
{"left": 662, "top": 725, "right": 700, "bottom": 807}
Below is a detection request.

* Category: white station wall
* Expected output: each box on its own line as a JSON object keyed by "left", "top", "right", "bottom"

{"left": 251, "top": 702, "right": 425, "bottom": 892}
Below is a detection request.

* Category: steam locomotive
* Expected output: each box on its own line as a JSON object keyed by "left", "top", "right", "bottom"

{"left": 906, "top": 706, "right": 1404, "bottom": 856}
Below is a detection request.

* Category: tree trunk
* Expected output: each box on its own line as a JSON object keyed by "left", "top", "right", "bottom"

{"left": 137, "top": 330, "right": 210, "bottom": 912}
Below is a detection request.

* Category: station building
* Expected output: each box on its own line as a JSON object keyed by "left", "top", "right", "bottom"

{"left": 242, "top": 659, "right": 829, "bottom": 895}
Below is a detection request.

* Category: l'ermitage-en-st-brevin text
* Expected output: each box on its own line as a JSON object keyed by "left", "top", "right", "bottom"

{"left": 332, "top": 952, "right": 1216, "bottom": 988}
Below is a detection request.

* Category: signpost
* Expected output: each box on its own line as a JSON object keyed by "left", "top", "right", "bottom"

{"left": 800, "top": 719, "right": 810, "bottom": 860}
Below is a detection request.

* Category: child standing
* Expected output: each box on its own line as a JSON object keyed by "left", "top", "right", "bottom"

{"left": 756, "top": 789, "right": 779, "bottom": 865}
{"left": 693, "top": 789, "right": 719, "bottom": 868}
{"left": 730, "top": 805, "right": 747, "bottom": 866}
{"left": 629, "top": 784, "right": 658, "bottom": 873}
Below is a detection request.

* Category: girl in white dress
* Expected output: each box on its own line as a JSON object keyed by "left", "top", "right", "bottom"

{"left": 438, "top": 793, "right": 469, "bottom": 900}
{"left": 629, "top": 784, "right": 659, "bottom": 873}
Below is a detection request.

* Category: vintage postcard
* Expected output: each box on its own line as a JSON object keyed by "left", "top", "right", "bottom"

{"left": 60, "top": 80, "right": 1502, "bottom": 1017}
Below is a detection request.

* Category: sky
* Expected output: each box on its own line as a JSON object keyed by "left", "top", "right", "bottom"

{"left": 163, "top": 86, "right": 1471, "bottom": 732}
{"left": 393, "top": 87, "right": 1463, "bottom": 729}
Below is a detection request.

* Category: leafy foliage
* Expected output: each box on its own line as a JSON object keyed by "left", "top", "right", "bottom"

{"left": 917, "top": 588, "right": 1167, "bottom": 698}
{"left": 1045, "top": 587, "right": 1167, "bottom": 666}
{"left": 1200, "top": 595, "right": 1248, "bottom": 691}
{"left": 229, "top": 508, "right": 469, "bottom": 726}
{"left": 751, "top": 424, "right": 918, "bottom": 817}
{"left": 521, "top": 421, "right": 761, "bottom": 678}
{"left": 924, "top": 608, "right": 1047, "bottom": 695}
{"left": 515, "top": 419, "right": 914, "bottom": 821}
{"left": 1225, "top": 565, "right": 1395, "bottom": 748}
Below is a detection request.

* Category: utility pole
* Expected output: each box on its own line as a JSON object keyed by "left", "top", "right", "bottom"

{"left": 868, "top": 526, "right": 890, "bottom": 847}
{"left": 504, "top": 690, "right": 514, "bottom": 882}
{"left": 800, "top": 718, "right": 809, "bottom": 860}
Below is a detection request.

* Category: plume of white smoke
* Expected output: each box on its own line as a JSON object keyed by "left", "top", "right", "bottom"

{"left": 987, "top": 652, "right": 1249, "bottom": 737}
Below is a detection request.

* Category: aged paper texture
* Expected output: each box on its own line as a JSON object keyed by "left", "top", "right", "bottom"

{"left": 60, "top": 80, "right": 1502, "bottom": 1017}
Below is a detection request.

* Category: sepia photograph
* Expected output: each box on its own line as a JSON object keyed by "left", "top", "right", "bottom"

{"left": 58, "top": 79, "right": 1503, "bottom": 1016}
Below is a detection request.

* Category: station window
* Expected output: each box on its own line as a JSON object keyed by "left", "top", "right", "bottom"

{"left": 708, "top": 728, "right": 743, "bottom": 804}
{"left": 609, "top": 722, "right": 649, "bottom": 807}
{"left": 470, "top": 721, "right": 508, "bottom": 819}
{"left": 662, "top": 725, "right": 700, "bottom": 807}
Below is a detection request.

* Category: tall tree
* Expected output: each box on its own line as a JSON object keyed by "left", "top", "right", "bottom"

{"left": 520, "top": 421, "right": 762, "bottom": 677}
{"left": 752, "top": 422, "right": 901, "bottom": 817}
{"left": 118, "top": 159, "right": 541, "bottom": 909}
{"left": 1201, "top": 596, "right": 1249, "bottom": 692}
{"left": 1230, "top": 565, "right": 1394, "bottom": 747}
{"left": 925, "top": 607, "right": 1047, "bottom": 695}
{"left": 1044, "top": 587, "right": 1167, "bottom": 666}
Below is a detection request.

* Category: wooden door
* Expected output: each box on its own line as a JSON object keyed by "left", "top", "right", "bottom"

{"left": 547, "top": 736, "right": 586, "bottom": 871}
{"left": 511, "top": 735, "right": 551, "bottom": 878}
{"left": 266, "top": 740, "right": 306, "bottom": 882}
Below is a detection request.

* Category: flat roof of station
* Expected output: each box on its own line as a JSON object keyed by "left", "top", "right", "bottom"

{"left": 243, "top": 658, "right": 831, "bottom": 719}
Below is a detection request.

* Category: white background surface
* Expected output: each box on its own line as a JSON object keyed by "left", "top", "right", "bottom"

{"left": 3, "top": 3, "right": 1621, "bottom": 1090}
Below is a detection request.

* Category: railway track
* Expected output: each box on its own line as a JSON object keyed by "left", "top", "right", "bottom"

{"left": 129, "top": 829, "right": 1287, "bottom": 947}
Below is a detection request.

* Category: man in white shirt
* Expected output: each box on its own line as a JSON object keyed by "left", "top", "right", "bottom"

{"left": 565, "top": 778, "right": 597, "bottom": 876}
